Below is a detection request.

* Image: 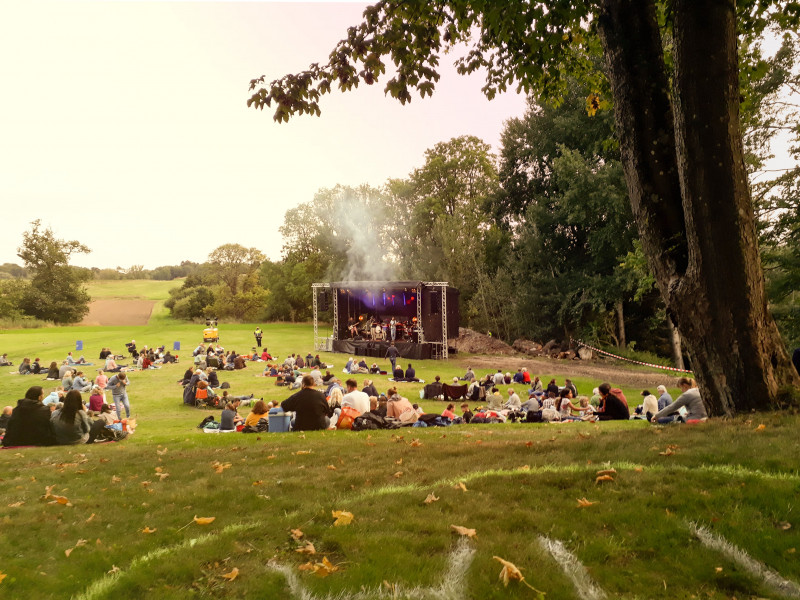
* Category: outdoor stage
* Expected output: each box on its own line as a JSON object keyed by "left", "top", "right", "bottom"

{"left": 312, "top": 280, "right": 460, "bottom": 360}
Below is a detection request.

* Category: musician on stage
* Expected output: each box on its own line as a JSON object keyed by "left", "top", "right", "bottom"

{"left": 390, "top": 317, "right": 397, "bottom": 342}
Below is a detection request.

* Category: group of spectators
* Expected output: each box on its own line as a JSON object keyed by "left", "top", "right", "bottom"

{"left": 1, "top": 382, "right": 131, "bottom": 447}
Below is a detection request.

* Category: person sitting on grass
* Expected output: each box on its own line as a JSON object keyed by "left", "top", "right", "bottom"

{"left": 460, "top": 402, "right": 473, "bottom": 423}
{"left": 88, "top": 386, "right": 105, "bottom": 412}
{"left": 295, "top": 354, "right": 305, "bottom": 369}
{"left": 72, "top": 371, "right": 92, "bottom": 393}
{"left": 404, "top": 363, "right": 418, "bottom": 382}
{"left": 0, "top": 353, "right": 12, "bottom": 367}
{"left": 18, "top": 357, "right": 33, "bottom": 375}
{"left": 342, "top": 379, "right": 370, "bottom": 415}
{"left": 504, "top": 388, "right": 522, "bottom": 410}
{"left": 442, "top": 403, "right": 457, "bottom": 420}
{"left": 104, "top": 356, "right": 124, "bottom": 373}
{"left": 595, "top": 383, "right": 630, "bottom": 421}
{"left": 206, "top": 367, "right": 220, "bottom": 389}
{"left": 520, "top": 394, "right": 540, "bottom": 413}
{"left": 260, "top": 349, "right": 274, "bottom": 361}
{"left": 578, "top": 396, "right": 595, "bottom": 421}
{"left": 0, "top": 405, "right": 12, "bottom": 432}
{"left": 220, "top": 401, "right": 244, "bottom": 431}
{"left": 244, "top": 400, "right": 269, "bottom": 428}
{"left": 2, "top": 386, "right": 56, "bottom": 447}
{"left": 386, "top": 387, "right": 418, "bottom": 424}
{"left": 43, "top": 387, "right": 65, "bottom": 407}
{"left": 362, "top": 379, "right": 379, "bottom": 398}
{"left": 44, "top": 361, "right": 59, "bottom": 380}
{"left": 51, "top": 390, "right": 92, "bottom": 445}
{"left": 558, "top": 388, "right": 588, "bottom": 421}
{"left": 280, "top": 374, "right": 338, "bottom": 431}
{"left": 61, "top": 369, "right": 75, "bottom": 391}
{"left": 487, "top": 387, "right": 504, "bottom": 410}
{"left": 66, "top": 352, "right": 87, "bottom": 365}
{"left": 651, "top": 378, "right": 708, "bottom": 424}
{"left": 233, "top": 353, "right": 247, "bottom": 370}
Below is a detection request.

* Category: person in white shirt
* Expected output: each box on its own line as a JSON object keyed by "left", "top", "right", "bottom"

{"left": 341, "top": 378, "right": 370, "bottom": 415}
{"left": 504, "top": 388, "right": 522, "bottom": 410}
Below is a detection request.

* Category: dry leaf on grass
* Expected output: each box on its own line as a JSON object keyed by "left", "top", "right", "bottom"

{"left": 157, "top": 448, "right": 168, "bottom": 456}
{"left": 49, "top": 495, "right": 73, "bottom": 506}
{"left": 755, "top": 424, "right": 766, "bottom": 431}
{"left": 298, "top": 562, "right": 315, "bottom": 572}
{"left": 85, "top": 513, "right": 96, "bottom": 523}
{"left": 327, "top": 465, "right": 337, "bottom": 470}
{"left": 193, "top": 515, "right": 216, "bottom": 525}
{"left": 64, "top": 548, "right": 74, "bottom": 558}
{"left": 410, "top": 439, "right": 423, "bottom": 447}
{"left": 211, "top": 461, "right": 232, "bottom": 474}
{"left": 141, "top": 527, "right": 157, "bottom": 534}
{"left": 267, "top": 455, "right": 276, "bottom": 460}
{"left": 576, "top": 498, "right": 598, "bottom": 507}
{"left": 393, "top": 471, "right": 403, "bottom": 478}
{"left": 290, "top": 528, "right": 304, "bottom": 540}
{"left": 395, "top": 458, "right": 403, "bottom": 465}
{"left": 332, "top": 510, "right": 353, "bottom": 526}
{"left": 8, "top": 501, "right": 24, "bottom": 508}
{"left": 450, "top": 525, "right": 477, "bottom": 539}
{"left": 296, "top": 541, "right": 316, "bottom": 554}
{"left": 525, "top": 441, "right": 533, "bottom": 447}
{"left": 424, "top": 494, "right": 439, "bottom": 505}
{"left": 252, "top": 481, "right": 263, "bottom": 486}
{"left": 493, "top": 556, "right": 543, "bottom": 593}
{"left": 595, "top": 474, "right": 614, "bottom": 484}
{"left": 221, "top": 567, "right": 239, "bottom": 581}
{"left": 0, "top": 571, "right": 7, "bottom": 584}
{"left": 596, "top": 468, "right": 616, "bottom": 476}
{"left": 111, "top": 476, "right": 121, "bottom": 483}
{"left": 456, "top": 482, "right": 468, "bottom": 492}
{"left": 140, "top": 481, "right": 151, "bottom": 487}
{"left": 519, "top": 465, "right": 530, "bottom": 471}
{"left": 293, "top": 450, "right": 312, "bottom": 456}
{"left": 659, "top": 448, "right": 675, "bottom": 456}
{"left": 107, "top": 565, "right": 120, "bottom": 575}
{"left": 157, "top": 473, "right": 169, "bottom": 481}
{"left": 313, "top": 557, "right": 339, "bottom": 577}
{"left": 778, "top": 521, "right": 793, "bottom": 530}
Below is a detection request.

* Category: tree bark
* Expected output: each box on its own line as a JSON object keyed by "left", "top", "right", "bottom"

{"left": 598, "top": 0, "right": 800, "bottom": 415}
{"left": 668, "top": 317, "right": 684, "bottom": 370}
{"left": 615, "top": 300, "right": 626, "bottom": 350}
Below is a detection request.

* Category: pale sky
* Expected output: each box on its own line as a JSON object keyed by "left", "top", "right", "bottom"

{"left": 0, "top": 0, "right": 528, "bottom": 270}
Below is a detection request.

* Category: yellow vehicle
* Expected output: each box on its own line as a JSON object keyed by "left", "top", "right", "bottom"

{"left": 203, "top": 327, "right": 218, "bottom": 343}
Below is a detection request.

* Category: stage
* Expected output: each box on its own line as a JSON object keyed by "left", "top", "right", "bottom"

{"left": 313, "top": 280, "right": 460, "bottom": 359}
{"left": 331, "top": 339, "right": 445, "bottom": 360}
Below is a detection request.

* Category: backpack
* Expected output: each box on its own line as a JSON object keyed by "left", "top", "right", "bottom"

{"left": 336, "top": 406, "right": 362, "bottom": 430}
{"left": 197, "top": 415, "right": 215, "bottom": 429}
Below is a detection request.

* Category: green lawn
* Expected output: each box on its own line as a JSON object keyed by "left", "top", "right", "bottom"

{"left": 84, "top": 279, "right": 180, "bottom": 301}
{"left": 1, "top": 322, "right": 799, "bottom": 599}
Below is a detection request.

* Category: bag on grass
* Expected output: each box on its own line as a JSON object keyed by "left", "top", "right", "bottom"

{"left": 336, "top": 406, "right": 362, "bottom": 430}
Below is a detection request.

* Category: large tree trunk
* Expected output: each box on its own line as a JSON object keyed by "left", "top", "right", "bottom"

{"left": 615, "top": 300, "right": 626, "bottom": 350}
{"left": 598, "top": 0, "right": 799, "bottom": 415}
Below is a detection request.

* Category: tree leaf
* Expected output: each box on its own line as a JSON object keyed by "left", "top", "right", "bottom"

{"left": 290, "top": 528, "right": 304, "bottom": 540}
{"left": 141, "top": 527, "right": 157, "bottom": 534}
{"left": 424, "top": 494, "right": 439, "bottom": 504}
{"left": 193, "top": 515, "right": 216, "bottom": 525}
{"left": 296, "top": 541, "right": 316, "bottom": 554}
{"left": 576, "top": 497, "right": 597, "bottom": 507}
{"left": 595, "top": 474, "right": 614, "bottom": 483}
{"left": 221, "top": 567, "right": 239, "bottom": 581}
{"left": 451, "top": 524, "right": 477, "bottom": 539}
{"left": 332, "top": 510, "right": 354, "bottom": 526}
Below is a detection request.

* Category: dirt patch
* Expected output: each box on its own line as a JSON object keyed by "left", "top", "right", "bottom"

{"left": 81, "top": 299, "right": 155, "bottom": 326}
{"left": 452, "top": 328, "right": 515, "bottom": 355}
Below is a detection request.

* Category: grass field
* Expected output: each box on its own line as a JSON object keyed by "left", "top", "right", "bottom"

{"left": 84, "top": 279, "right": 181, "bottom": 323}
{"left": 1, "top": 322, "right": 799, "bottom": 599}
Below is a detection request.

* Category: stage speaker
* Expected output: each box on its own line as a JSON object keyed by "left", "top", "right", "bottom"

{"left": 319, "top": 291, "right": 329, "bottom": 311}
{"left": 430, "top": 290, "right": 440, "bottom": 314}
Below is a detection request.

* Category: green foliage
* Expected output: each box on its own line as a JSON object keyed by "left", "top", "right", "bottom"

{"left": 15, "top": 220, "right": 91, "bottom": 324}
{"left": 0, "top": 279, "right": 30, "bottom": 320}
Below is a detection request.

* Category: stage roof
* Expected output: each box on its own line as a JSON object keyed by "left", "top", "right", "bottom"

{"left": 328, "top": 281, "right": 423, "bottom": 289}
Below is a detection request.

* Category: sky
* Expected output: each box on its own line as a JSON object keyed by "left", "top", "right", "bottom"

{"left": 0, "top": 0, "right": 528, "bottom": 270}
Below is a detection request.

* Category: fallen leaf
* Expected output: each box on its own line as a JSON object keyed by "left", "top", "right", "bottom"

{"left": 424, "top": 494, "right": 439, "bottom": 505}
{"left": 0, "top": 571, "right": 6, "bottom": 584}
{"left": 293, "top": 450, "right": 312, "bottom": 456}
{"left": 395, "top": 458, "right": 403, "bottom": 465}
{"left": 410, "top": 439, "right": 423, "bottom": 447}
{"left": 314, "top": 556, "right": 339, "bottom": 577}
{"left": 451, "top": 524, "right": 477, "bottom": 539}
{"left": 43, "top": 484, "right": 55, "bottom": 498}
{"left": 755, "top": 424, "right": 766, "bottom": 431}
{"left": 75, "top": 539, "right": 88, "bottom": 548}
{"left": 298, "top": 561, "right": 315, "bottom": 572}
{"left": 332, "top": 510, "right": 353, "bottom": 526}
{"left": 111, "top": 476, "right": 121, "bottom": 483}
{"left": 525, "top": 441, "right": 533, "bottom": 447}
{"left": 155, "top": 467, "right": 163, "bottom": 473}
{"left": 595, "top": 468, "right": 617, "bottom": 476}
{"left": 141, "top": 527, "right": 157, "bottom": 534}
{"left": 157, "top": 448, "right": 168, "bottom": 456}
{"left": 778, "top": 521, "right": 793, "bottom": 530}
{"left": 595, "top": 475, "right": 614, "bottom": 484}
{"left": 659, "top": 448, "right": 675, "bottom": 456}
{"left": 212, "top": 461, "right": 232, "bottom": 474}
{"left": 519, "top": 465, "right": 530, "bottom": 471}
{"left": 85, "top": 513, "right": 95, "bottom": 523}
{"left": 267, "top": 454, "right": 276, "bottom": 460}
{"left": 577, "top": 497, "right": 598, "bottom": 507}
{"left": 107, "top": 565, "right": 120, "bottom": 575}
{"left": 493, "top": 556, "right": 542, "bottom": 592}
{"left": 715, "top": 566, "right": 723, "bottom": 573}
{"left": 64, "top": 548, "right": 73, "bottom": 558}
{"left": 634, "top": 467, "right": 644, "bottom": 473}
{"left": 327, "top": 465, "right": 337, "bottom": 471}
{"left": 252, "top": 480, "right": 263, "bottom": 486}
{"left": 49, "top": 495, "right": 73, "bottom": 506}
{"left": 221, "top": 567, "right": 239, "bottom": 581}
{"left": 296, "top": 541, "right": 316, "bottom": 554}
{"left": 456, "top": 482, "right": 468, "bottom": 492}
{"left": 393, "top": 471, "right": 403, "bottom": 478}
{"left": 8, "top": 501, "right": 24, "bottom": 508}
{"left": 157, "top": 473, "right": 169, "bottom": 481}
{"left": 99, "top": 458, "right": 110, "bottom": 463}
{"left": 140, "top": 481, "right": 151, "bottom": 487}
{"left": 193, "top": 515, "right": 216, "bottom": 525}
{"left": 290, "top": 528, "right": 304, "bottom": 540}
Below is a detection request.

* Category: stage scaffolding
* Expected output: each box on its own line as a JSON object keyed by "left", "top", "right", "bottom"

{"left": 311, "top": 282, "right": 332, "bottom": 352}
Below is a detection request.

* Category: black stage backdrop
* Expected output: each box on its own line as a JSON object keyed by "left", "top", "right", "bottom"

{"left": 331, "top": 340, "right": 431, "bottom": 360}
